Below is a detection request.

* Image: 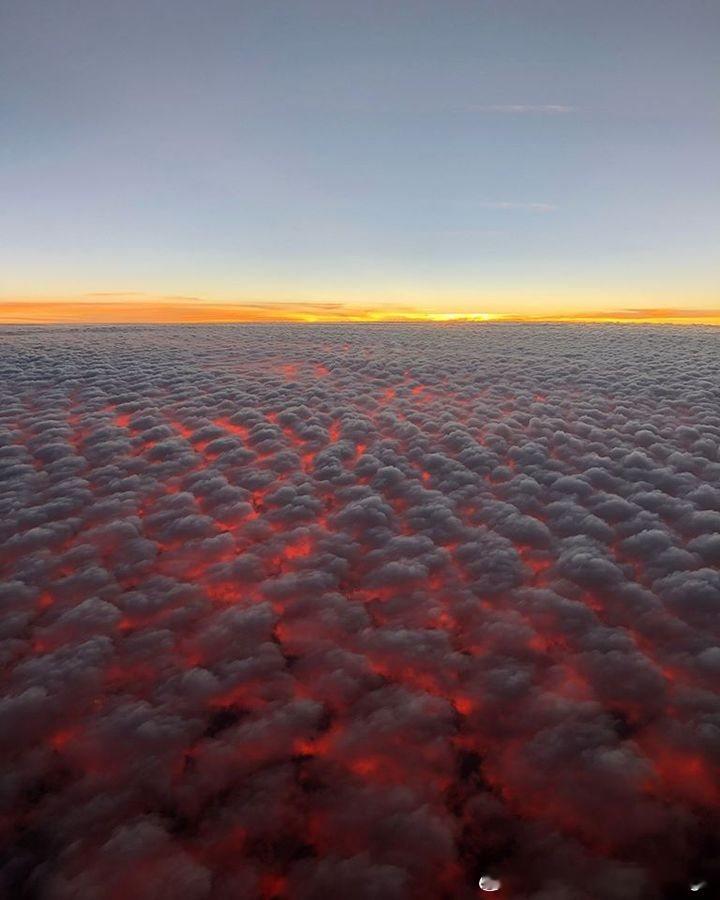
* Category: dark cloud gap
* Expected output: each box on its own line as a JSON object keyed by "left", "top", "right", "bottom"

{"left": 0, "top": 324, "right": 718, "bottom": 899}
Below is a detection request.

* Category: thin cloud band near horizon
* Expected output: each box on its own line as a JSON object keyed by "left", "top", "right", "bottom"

{"left": 3, "top": 296, "right": 720, "bottom": 326}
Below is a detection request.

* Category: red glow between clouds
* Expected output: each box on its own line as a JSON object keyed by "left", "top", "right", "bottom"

{"left": 0, "top": 325, "right": 718, "bottom": 899}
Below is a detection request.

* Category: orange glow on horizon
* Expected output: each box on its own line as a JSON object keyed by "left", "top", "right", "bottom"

{"left": 2, "top": 297, "right": 720, "bottom": 326}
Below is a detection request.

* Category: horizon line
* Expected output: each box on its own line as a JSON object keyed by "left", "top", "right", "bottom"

{"left": 2, "top": 298, "right": 720, "bottom": 327}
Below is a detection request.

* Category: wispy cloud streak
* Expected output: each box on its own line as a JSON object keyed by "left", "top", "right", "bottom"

{"left": 473, "top": 104, "right": 575, "bottom": 114}
{"left": 478, "top": 201, "right": 558, "bottom": 212}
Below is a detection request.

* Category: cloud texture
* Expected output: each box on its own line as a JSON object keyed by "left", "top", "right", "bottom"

{"left": 0, "top": 323, "right": 718, "bottom": 899}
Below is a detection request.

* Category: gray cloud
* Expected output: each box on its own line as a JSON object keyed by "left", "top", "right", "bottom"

{"left": 0, "top": 323, "right": 718, "bottom": 899}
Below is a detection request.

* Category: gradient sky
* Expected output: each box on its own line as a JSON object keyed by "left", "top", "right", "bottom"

{"left": 1, "top": 0, "right": 719, "bottom": 322}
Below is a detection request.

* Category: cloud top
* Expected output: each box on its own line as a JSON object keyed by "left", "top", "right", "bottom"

{"left": 0, "top": 323, "right": 718, "bottom": 899}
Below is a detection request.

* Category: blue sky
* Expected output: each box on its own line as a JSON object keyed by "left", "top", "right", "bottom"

{"left": 1, "top": 0, "right": 718, "bottom": 319}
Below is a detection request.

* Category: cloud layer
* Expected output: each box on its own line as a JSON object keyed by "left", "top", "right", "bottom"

{"left": 1, "top": 323, "right": 718, "bottom": 899}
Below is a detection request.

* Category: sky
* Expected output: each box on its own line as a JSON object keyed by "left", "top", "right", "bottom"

{"left": 1, "top": 0, "right": 719, "bottom": 323}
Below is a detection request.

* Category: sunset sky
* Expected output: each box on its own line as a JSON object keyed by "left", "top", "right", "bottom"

{"left": 1, "top": 0, "right": 718, "bottom": 324}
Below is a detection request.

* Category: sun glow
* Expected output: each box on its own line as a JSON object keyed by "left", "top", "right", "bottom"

{"left": 2, "top": 297, "right": 720, "bottom": 326}
{"left": 412, "top": 312, "right": 501, "bottom": 322}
